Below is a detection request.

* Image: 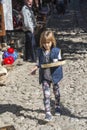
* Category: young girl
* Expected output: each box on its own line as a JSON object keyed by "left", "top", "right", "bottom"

{"left": 30, "top": 30, "right": 63, "bottom": 121}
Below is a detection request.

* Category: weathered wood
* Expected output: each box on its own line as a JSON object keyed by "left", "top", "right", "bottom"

{"left": 0, "top": 3, "right": 6, "bottom": 36}
{"left": 0, "top": 125, "right": 15, "bottom": 130}
{"left": 41, "top": 60, "right": 66, "bottom": 68}
{"left": 0, "top": 74, "right": 8, "bottom": 81}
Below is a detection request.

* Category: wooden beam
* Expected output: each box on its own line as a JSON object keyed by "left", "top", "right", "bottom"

{"left": 0, "top": 3, "right": 6, "bottom": 36}
{"left": 0, "top": 125, "right": 15, "bottom": 130}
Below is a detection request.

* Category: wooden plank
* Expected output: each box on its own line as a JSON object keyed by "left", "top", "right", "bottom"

{"left": 0, "top": 125, "right": 15, "bottom": 130}
{"left": 41, "top": 60, "right": 66, "bottom": 68}
{"left": 0, "top": 3, "right": 6, "bottom": 36}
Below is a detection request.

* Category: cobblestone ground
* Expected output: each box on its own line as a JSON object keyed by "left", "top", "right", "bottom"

{"left": 0, "top": 0, "right": 87, "bottom": 130}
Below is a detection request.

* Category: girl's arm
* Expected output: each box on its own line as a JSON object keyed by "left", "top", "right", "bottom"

{"left": 30, "top": 65, "right": 38, "bottom": 75}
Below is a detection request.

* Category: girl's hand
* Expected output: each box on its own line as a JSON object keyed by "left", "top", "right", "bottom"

{"left": 29, "top": 66, "right": 38, "bottom": 75}
{"left": 30, "top": 69, "right": 36, "bottom": 75}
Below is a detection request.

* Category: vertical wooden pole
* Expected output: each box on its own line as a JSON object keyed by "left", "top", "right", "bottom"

{"left": 0, "top": 3, "right": 6, "bottom": 36}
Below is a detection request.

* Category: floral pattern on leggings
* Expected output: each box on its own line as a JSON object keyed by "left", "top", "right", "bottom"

{"left": 42, "top": 80, "right": 60, "bottom": 114}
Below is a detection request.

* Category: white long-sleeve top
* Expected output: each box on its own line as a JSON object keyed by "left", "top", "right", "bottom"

{"left": 22, "top": 5, "right": 36, "bottom": 33}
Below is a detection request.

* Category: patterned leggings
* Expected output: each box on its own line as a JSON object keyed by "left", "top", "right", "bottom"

{"left": 42, "top": 80, "right": 60, "bottom": 114}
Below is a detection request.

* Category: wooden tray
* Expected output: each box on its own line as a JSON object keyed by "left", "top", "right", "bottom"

{"left": 41, "top": 60, "right": 66, "bottom": 68}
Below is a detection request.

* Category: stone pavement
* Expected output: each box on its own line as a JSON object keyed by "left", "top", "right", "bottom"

{"left": 0, "top": 0, "right": 87, "bottom": 130}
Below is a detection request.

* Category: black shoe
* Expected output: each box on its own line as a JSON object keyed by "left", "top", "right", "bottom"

{"left": 55, "top": 106, "right": 61, "bottom": 116}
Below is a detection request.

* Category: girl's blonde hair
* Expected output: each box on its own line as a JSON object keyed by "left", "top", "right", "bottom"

{"left": 40, "top": 30, "right": 56, "bottom": 48}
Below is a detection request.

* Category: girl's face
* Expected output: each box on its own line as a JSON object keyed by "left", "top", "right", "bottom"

{"left": 43, "top": 41, "right": 52, "bottom": 51}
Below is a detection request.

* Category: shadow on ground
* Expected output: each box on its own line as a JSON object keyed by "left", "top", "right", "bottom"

{"left": 0, "top": 103, "right": 86, "bottom": 125}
